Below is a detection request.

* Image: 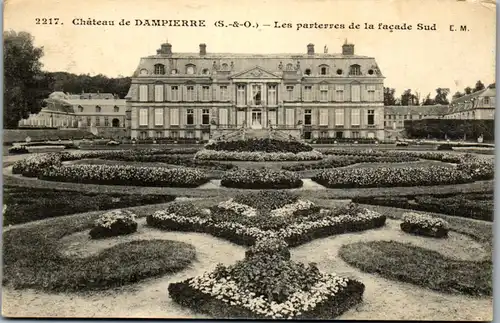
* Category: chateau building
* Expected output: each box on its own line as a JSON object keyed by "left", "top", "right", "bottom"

{"left": 444, "top": 87, "right": 495, "bottom": 120}
{"left": 126, "top": 41, "right": 386, "bottom": 141}
{"left": 383, "top": 105, "right": 448, "bottom": 140}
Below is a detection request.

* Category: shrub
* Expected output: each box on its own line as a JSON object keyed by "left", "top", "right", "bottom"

{"left": 194, "top": 149, "right": 323, "bottom": 161}
{"left": 89, "top": 210, "right": 138, "bottom": 239}
{"left": 8, "top": 146, "right": 29, "bottom": 154}
{"left": 221, "top": 169, "right": 303, "bottom": 189}
{"left": 205, "top": 138, "right": 313, "bottom": 153}
{"left": 168, "top": 252, "right": 365, "bottom": 319}
{"left": 400, "top": 212, "right": 449, "bottom": 238}
{"left": 39, "top": 164, "right": 209, "bottom": 187}
{"left": 312, "top": 165, "right": 475, "bottom": 188}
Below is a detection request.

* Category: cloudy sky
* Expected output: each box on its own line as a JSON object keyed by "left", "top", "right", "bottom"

{"left": 4, "top": 0, "right": 496, "bottom": 98}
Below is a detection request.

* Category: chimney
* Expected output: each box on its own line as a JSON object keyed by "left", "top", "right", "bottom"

{"left": 342, "top": 42, "right": 354, "bottom": 55}
{"left": 307, "top": 43, "right": 315, "bottom": 55}
{"left": 161, "top": 43, "right": 172, "bottom": 55}
{"left": 199, "top": 43, "right": 207, "bottom": 56}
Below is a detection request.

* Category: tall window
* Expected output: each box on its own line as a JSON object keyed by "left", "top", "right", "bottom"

{"left": 139, "top": 85, "right": 148, "bottom": 102}
{"left": 186, "top": 86, "right": 195, "bottom": 101}
{"left": 139, "top": 108, "right": 148, "bottom": 126}
{"left": 351, "top": 109, "right": 360, "bottom": 126}
{"left": 335, "top": 85, "right": 344, "bottom": 102}
{"left": 113, "top": 106, "right": 119, "bottom": 113}
{"left": 484, "top": 97, "right": 490, "bottom": 105}
{"left": 219, "top": 108, "right": 228, "bottom": 125}
{"left": 304, "top": 109, "right": 312, "bottom": 125}
{"left": 202, "top": 86, "right": 210, "bottom": 101}
{"left": 156, "top": 131, "right": 163, "bottom": 138}
{"left": 268, "top": 85, "right": 277, "bottom": 105}
{"left": 104, "top": 117, "right": 109, "bottom": 127}
{"left": 202, "top": 109, "right": 210, "bottom": 124}
{"left": 154, "top": 64, "right": 165, "bottom": 75}
{"left": 286, "top": 85, "right": 294, "bottom": 101}
{"left": 335, "top": 109, "right": 344, "bottom": 126}
{"left": 367, "top": 85, "right": 376, "bottom": 102}
{"left": 349, "top": 64, "right": 361, "bottom": 76}
{"left": 220, "top": 86, "right": 228, "bottom": 101}
{"left": 237, "top": 85, "right": 246, "bottom": 105}
{"left": 86, "top": 117, "right": 91, "bottom": 126}
{"left": 154, "top": 108, "right": 164, "bottom": 126}
{"left": 252, "top": 84, "right": 262, "bottom": 105}
{"left": 351, "top": 84, "right": 361, "bottom": 102}
{"left": 320, "top": 84, "right": 328, "bottom": 101}
{"left": 319, "top": 109, "right": 328, "bottom": 126}
{"left": 285, "top": 108, "right": 295, "bottom": 126}
{"left": 186, "top": 109, "right": 194, "bottom": 125}
{"left": 303, "top": 86, "right": 312, "bottom": 101}
{"left": 170, "top": 108, "right": 179, "bottom": 125}
{"left": 352, "top": 131, "right": 360, "bottom": 139}
{"left": 268, "top": 110, "right": 276, "bottom": 125}
{"left": 171, "top": 86, "right": 179, "bottom": 101}
{"left": 367, "top": 109, "right": 375, "bottom": 125}
{"left": 78, "top": 105, "right": 84, "bottom": 112}
{"left": 95, "top": 106, "right": 101, "bottom": 113}
{"left": 320, "top": 66, "right": 328, "bottom": 75}
{"left": 154, "top": 84, "right": 164, "bottom": 102}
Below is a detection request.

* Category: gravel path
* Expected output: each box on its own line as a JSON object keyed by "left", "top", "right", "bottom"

{"left": 2, "top": 218, "right": 491, "bottom": 320}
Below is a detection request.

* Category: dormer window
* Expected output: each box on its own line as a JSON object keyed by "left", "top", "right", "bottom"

{"left": 304, "top": 69, "right": 311, "bottom": 75}
{"left": 320, "top": 66, "right": 328, "bottom": 75}
{"left": 349, "top": 64, "right": 362, "bottom": 76}
{"left": 139, "top": 69, "right": 148, "bottom": 76}
{"left": 186, "top": 65, "right": 196, "bottom": 75}
{"left": 154, "top": 64, "right": 165, "bottom": 75}
{"left": 484, "top": 97, "right": 490, "bottom": 104}
{"left": 286, "top": 63, "right": 294, "bottom": 71}
{"left": 114, "top": 106, "right": 119, "bottom": 112}
{"left": 221, "top": 63, "right": 228, "bottom": 70}
{"left": 78, "top": 105, "right": 84, "bottom": 112}
{"left": 202, "top": 68, "right": 209, "bottom": 75}
{"left": 95, "top": 106, "right": 101, "bottom": 113}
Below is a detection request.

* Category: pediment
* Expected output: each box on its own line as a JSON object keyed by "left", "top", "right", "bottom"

{"left": 231, "top": 66, "right": 280, "bottom": 79}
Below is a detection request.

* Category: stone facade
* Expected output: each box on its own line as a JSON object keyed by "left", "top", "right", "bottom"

{"left": 444, "top": 87, "right": 495, "bottom": 120}
{"left": 126, "top": 42, "right": 386, "bottom": 141}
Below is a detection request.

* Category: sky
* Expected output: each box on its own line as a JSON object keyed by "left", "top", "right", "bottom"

{"left": 4, "top": 0, "right": 496, "bottom": 99}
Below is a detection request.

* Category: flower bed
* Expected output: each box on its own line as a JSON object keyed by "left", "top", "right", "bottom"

{"left": 400, "top": 212, "right": 449, "bottom": 238}
{"left": 101, "top": 153, "right": 236, "bottom": 170}
{"left": 220, "top": 169, "right": 303, "bottom": 189}
{"left": 457, "top": 159, "right": 494, "bottom": 180}
{"left": 245, "top": 237, "right": 291, "bottom": 260}
{"left": 312, "top": 165, "right": 475, "bottom": 188}
{"left": 12, "top": 153, "right": 63, "bottom": 177}
{"left": 352, "top": 193, "right": 494, "bottom": 222}
{"left": 282, "top": 155, "right": 419, "bottom": 171}
{"left": 89, "top": 209, "right": 138, "bottom": 239}
{"left": 168, "top": 252, "right": 364, "bottom": 319}
{"left": 205, "top": 138, "right": 313, "bottom": 153}
{"left": 39, "top": 164, "right": 209, "bottom": 187}
{"left": 146, "top": 193, "right": 386, "bottom": 247}
{"left": 194, "top": 149, "right": 323, "bottom": 161}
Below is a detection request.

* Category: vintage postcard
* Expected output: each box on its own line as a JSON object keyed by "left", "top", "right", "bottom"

{"left": 2, "top": 0, "right": 495, "bottom": 320}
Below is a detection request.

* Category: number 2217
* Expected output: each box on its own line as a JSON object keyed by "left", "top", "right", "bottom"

{"left": 35, "top": 18, "right": 60, "bottom": 25}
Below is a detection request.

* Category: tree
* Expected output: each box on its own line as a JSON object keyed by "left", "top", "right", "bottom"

{"left": 400, "top": 89, "right": 419, "bottom": 106}
{"left": 422, "top": 93, "right": 435, "bottom": 105}
{"left": 452, "top": 91, "right": 463, "bottom": 100}
{"left": 384, "top": 87, "right": 397, "bottom": 106}
{"left": 4, "top": 30, "right": 52, "bottom": 128}
{"left": 434, "top": 88, "right": 450, "bottom": 105}
{"left": 474, "top": 80, "right": 485, "bottom": 92}
{"left": 464, "top": 86, "right": 473, "bottom": 95}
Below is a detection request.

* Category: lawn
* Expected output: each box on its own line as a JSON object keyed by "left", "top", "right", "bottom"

{"left": 3, "top": 186, "right": 177, "bottom": 225}
{"left": 339, "top": 240, "right": 492, "bottom": 296}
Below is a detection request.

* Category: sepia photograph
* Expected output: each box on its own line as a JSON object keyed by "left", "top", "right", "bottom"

{"left": 2, "top": 0, "right": 495, "bottom": 320}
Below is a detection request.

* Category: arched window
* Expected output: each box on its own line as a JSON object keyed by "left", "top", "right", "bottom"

{"left": 186, "top": 65, "right": 195, "bottom": 74}
{"left": 139, "top": 69, "right": 148, "bottom": 75}
{"left": 114, "top": 106, "right": 119, "bottom": 113}
{"left": 304, "top": 69, "right": 311, "bottom": 75}
{"left": 319, "top": 66, "right": 329, "bottom": 75}
{"left": 78, "top": 105, "right": 84, "bottom": 112}
{"left": 95, "top": 106, "right": 101, "bottom": 113}
{"left": 112, "top": 118, "right": 120, "bottom": 127}
{"left": 202, "top": 68, "right": 209, "bottom": 75}
{"left": 286, "top": 63, "right": 294, "bottom": 71}
{"left": 349, "top": 64, "right": 362, "bottom": 76}
{"left": 221, "top": 63, "right": 229, "bottom": 70}
{"left": 154, "top": 64, "right": 165, "bottom": 75}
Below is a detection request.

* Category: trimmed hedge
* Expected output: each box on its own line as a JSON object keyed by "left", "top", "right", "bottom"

{"left": 282, "top": 155, "right": 419, "bottom": 171}
{"left": 220, "top": 169, "right": 303, "bottom": 189}
{"left": 205, "top": 138, "right": 313, "bottom": 153}
{"left": 400, "top": 222, "right": 448, "bottom": 238}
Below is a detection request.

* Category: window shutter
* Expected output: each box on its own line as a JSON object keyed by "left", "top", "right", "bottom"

{"left": 219, "top": 108, "right": 228, "bottom": 125}
{"left": 268, "top": 110, "right": 276, "bottom": 125}
{"left": 335, "top": 109, "right": 344, "bottom": 126}
{"left": 319, "top": 109, "right": 328, "bottom": 126}
{"left": 154, "top": 108, "right": 164, "bottom": 126}
{"left": 154, "top": 85, "right": 163, "bottom": 102}
{"left": 139, "top": 108, "right": 148, "bottom": 126}
{"left": 182, "top": 86, "right": 187, "bottom": 101}
{"left": 170, "top": 108, "right": 179, "bottom": 125}
{"left": 139, "top": 85, "right": 148, "bottom": 102}
{"left": 351, "top": 109, "right": 360, "bottom": 125}
{"left": 351, "top": 84, "right": 361, "bottom": 102}
{"left": 237, "top": 110, "right": 245, "bottom": 126}
{"left": 286, "top": 108, "right": 295, "bottom": 125}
